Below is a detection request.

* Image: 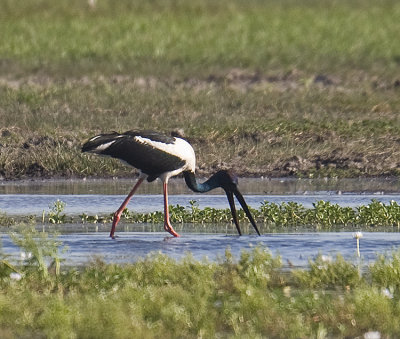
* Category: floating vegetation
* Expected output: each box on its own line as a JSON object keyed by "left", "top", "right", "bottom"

{"left": 3, "top": 199, "right": 400, "bottom": 230}
{"left": 0, "top": 212, "right": 15, "bottom": 227}
{"left": 80, "top": 199, "right": 400, "bottom": 230}
{"left": 2, "top": 228, "right": 400, "bottom": 337}
{"left": 46, "top": 200, "right": 67, "bottom": 224}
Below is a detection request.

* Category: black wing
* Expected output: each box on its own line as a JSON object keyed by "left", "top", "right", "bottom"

{"left": 82, "top": 130, "right": 185, "bottom": 180}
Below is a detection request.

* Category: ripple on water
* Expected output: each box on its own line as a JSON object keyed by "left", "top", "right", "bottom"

{"left": 2, "top": 231, "right": 400, "bottom": 267}
{"left": 1, "top": 193, "right": 400, "bottom": 215}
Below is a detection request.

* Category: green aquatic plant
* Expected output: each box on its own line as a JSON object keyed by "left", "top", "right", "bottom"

{"left": 79, "top": 213, "right": 109, "bottom": 224}
{"left": 7, "top": 198, "right": 400, "bottom": 231}
{"left": 46, "top": 199, "right": 67, "bottom": 224}
{"left": 311, "top": 200, "right": 356, "bottom": 228}
{"left": 0, "top": 211, "right": 15, "bottom": 227}
{"left": 357, "top": 200, "right": 400, "bottom": 227}
{"left": 69, "top": 199, "right": 400, "bottom": 230}
{"left": 259, "top": 201, "right": 307, "bottom": 227}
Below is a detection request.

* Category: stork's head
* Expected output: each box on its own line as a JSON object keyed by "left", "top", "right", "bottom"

{"left": 213, "top": 170, "right": 261, "bottom": 236}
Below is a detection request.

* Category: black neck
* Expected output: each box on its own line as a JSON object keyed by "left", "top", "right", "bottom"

{"left": 183, "top": 171, "right": 220, "bottom": 193}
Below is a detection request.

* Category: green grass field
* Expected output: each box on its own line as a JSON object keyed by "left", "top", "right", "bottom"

{"left": 1, "top": 0, "right": 400, "bottom": 178}
{"left": 1, "top": 0, "right": 399, "bottom": 76}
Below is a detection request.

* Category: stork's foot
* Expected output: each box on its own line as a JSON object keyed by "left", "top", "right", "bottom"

{"left": 164, "top": 223, "right": 180, "bottom": 237}
{"left": 110, "top": 213, "right": 120, "bottom": 239}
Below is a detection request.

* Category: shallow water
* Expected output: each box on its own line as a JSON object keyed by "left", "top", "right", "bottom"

{"left": 1, "top": 177, "right": 399, "bottom": 195}
{"left": 1, "top": 193, "right": 400, "bottom": 216}
{"left": 1, "top": 178, "right": 400, "bottom": 267}
{"left": 2, "top": 231, "right": 399, "bottom": 267}
{"left": 1, "top": 177, "right": 400, "bottom": 215}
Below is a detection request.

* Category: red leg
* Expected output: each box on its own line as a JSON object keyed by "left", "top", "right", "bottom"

{"left": 163, "top": 182, "right": 180, "bottom": 237}
{"left": 110, "top": 177, "right": 145, "bottom": 239}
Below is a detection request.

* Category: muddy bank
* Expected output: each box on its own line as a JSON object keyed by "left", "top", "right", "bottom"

{"left": 0, "top": 129, "right": 399, "bottom": 180}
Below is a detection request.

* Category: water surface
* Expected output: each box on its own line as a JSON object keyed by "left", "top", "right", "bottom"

{"left": 1, "top": 177, "right": 399, "bottom": 195}
{"left": 2, "top": 231, "right": 398, "bottom": 268}
{"left": 1, "top": 178, "right": 400, "bottom": 268}
{"left": 1, "top": 193, "right": 400, "bottom": 216}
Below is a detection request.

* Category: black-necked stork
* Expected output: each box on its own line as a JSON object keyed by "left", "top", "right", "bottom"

{"left": 82, "top": 130, "right": 260, "bottom": 238}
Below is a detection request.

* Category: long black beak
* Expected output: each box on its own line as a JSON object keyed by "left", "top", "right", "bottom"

{"left": 225, "top": 189, "right": 261, "bottom": 236}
